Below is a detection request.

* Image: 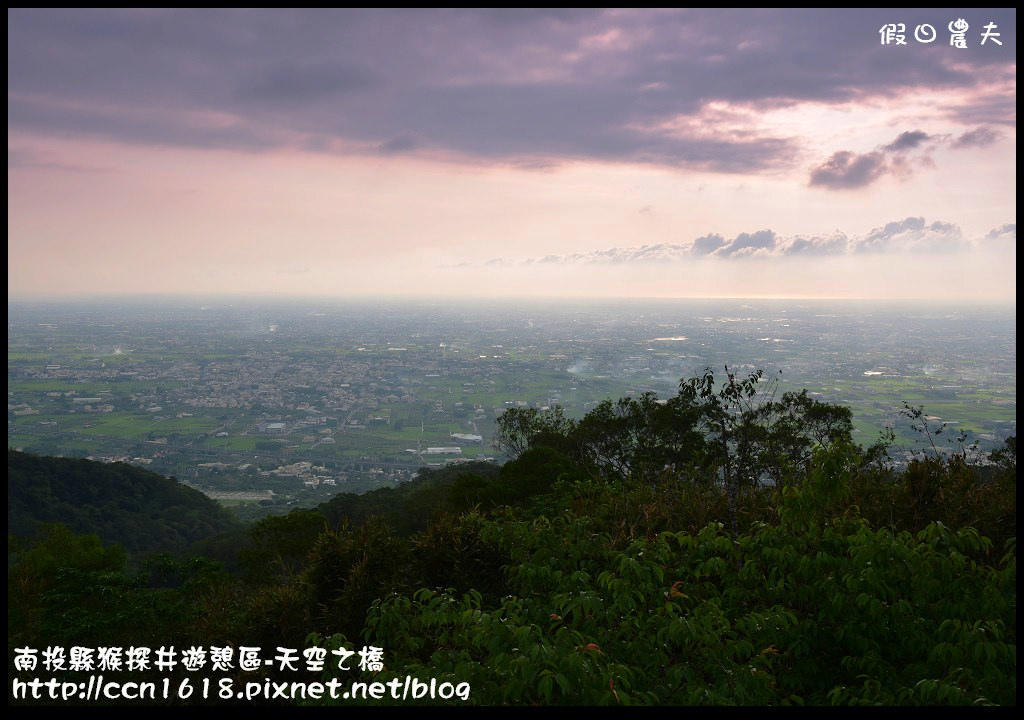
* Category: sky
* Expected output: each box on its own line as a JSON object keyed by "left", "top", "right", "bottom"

{"left": 7, "top": 8, "right": 1017, "bottom": 300}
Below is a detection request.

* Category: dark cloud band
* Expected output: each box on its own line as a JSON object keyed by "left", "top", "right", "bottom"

{"left": 8, "top": 9, "right": 1016, "bottom": 172}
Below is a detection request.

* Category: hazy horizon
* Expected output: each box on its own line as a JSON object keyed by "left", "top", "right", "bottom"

{"left": 7, "top": 292, "right": 1019, "bottom": 307}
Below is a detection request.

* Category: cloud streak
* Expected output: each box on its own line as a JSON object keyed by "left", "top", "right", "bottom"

{"left": 952, "top": 127, "right": 1003, "bottom": 149}
{"left": 473, "top": 217, "right": 1008, "bottom": 267}
{"left": 810, "top": 121, "right": 1006, "bottom": 190}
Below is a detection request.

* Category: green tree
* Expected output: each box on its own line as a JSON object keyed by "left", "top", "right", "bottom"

{"left": 492, "top": 406, "right": 575, "bottom": 460}
{"left": 238, "top": 509, "right": 329, "bottom": 586}
{"left": 677, "top": 367, "right": 853, "bottom": 536}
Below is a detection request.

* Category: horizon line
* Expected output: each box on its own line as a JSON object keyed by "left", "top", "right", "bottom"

{"left": 7, "top": 292, "right": 1018, "bottom": 306}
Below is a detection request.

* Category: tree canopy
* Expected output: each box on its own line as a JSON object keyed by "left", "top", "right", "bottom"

{"left": 7, "top": 371, "right": 1016, "bottom": 707}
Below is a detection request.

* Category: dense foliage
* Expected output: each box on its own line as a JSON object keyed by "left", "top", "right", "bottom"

{"left": 7, "top": 371, "right": 1017, "bottom": 706}
{"left": 8, "top": 450, "right": 237, "bottom": 552}
{"left": 343, "top": 444, "right": 1015, "bottom": 705}
{"left": 317, "top": 461, "right": 502, "bottom": 535}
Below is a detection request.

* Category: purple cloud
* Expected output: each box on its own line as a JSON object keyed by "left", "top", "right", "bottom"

{"left": 7, "top": 9, "right": 1016, "bottom": 172}
{"left": 853, "top": 217, "right": 966, "bottom": 253}
{"left": 809, "top": 151, "right": 888, "bottom": 190}
{"left": 984, "top": 224, "right": 1016, "bottom": 241}
{"left": 714, "top": 229, "right": 776, "bottom": 257}
{"left": 884, "top": 130, "right": 932, "bottom": 152}
{"left": 691, "top": 233, "right": 727, "bottom": 255}
{"left": 952, "top": 127, "right": 1003, "bottom": 149}
{"left": 809, "top": 121, "right": 999, "bottom": 191}
{"left": 779, "top": 232, "right": 849, "bottom": 256}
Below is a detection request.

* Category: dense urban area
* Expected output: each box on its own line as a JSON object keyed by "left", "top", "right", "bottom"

{"left": 8, "top": 298, "right": 1016, "bottom": 517}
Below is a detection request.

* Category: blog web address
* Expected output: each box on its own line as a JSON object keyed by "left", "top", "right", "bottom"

{"left": 12, "top": 675, "right": 472, "bottom": 702}
{"left": 10, "top": 643, "right": 470, "bottom": 703}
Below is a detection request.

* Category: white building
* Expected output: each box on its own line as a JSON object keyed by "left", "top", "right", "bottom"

{"left": 424, "top": 446, "right": 462, "bottom": 455}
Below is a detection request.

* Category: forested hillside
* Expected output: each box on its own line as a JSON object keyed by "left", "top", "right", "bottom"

{"left": 7, "top": 370, "right": 1017, "bottom": 706}
{"left": 8, "top": 451, "right": 237, "bottom": 552}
